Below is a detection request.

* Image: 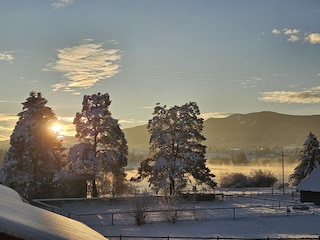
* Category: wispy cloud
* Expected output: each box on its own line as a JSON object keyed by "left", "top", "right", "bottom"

{"left": 258, "top": 86, "right": 320, "bottom": 104}
{"left": 0, "top": 114, "right": 18, "bottom": 122}
{"left": 0, "top": 52, "right": 14, "bottom": 62}
{"left": 0, "top": 114, "right": 18, "bottom": 141}
{"left": 51, "top": 0, "right": 74, "bottom": 9}
{"left": 56, "top": 117, "right": 76, "bottom": 137}
{"left": 45, "top": 39, "right": 121, "bottom": 92}
{"left": 118, "top": 119, "right": 148, "bottom": 128}
{"left": 271, "top": 28, "right": 320, "bottom": 45}
{"left": 138, "top": 106, "right": 154, "bottom": 110}
{"left": 201, "top": 112, "right": 231, "bottom": 119}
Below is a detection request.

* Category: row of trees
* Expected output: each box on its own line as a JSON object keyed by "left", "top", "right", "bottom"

{"left": 3, "top": 91, "right": 319, "bottom": 200}
{"left": 3, "top": 92, "right": 216, "bottom": 200}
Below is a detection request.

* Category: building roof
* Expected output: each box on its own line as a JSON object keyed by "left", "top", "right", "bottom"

{"left": 0, "top": 184, "right": 107, "bottom": 240}
{"left": 297, "top": 166, "right": 320, "bottom": 192}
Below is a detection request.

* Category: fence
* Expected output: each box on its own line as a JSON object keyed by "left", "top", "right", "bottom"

{"left": 33, "top": 194, "right": 316, "bottom": 227}
{"left": 104, "top": 235, "right": 320, "bottom": 240}
{"left": 32, "top": 191, "right": 319, "bottom": 240}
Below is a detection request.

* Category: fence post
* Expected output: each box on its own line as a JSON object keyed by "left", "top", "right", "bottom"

{"left": 167, "top": 235, "right": 170, "bottom": 240}
{"left": 233, "top": 207, "right": 235, "bottom": 219}
{"left": 119, "top": 234, "right": 122, "bottom": 240}
{"left": 112, "top": 213, "right": 114, "bottom": 225}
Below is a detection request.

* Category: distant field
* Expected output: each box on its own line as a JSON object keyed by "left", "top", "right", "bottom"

{"left": 125, "top": 161, "right": 297, "bottom": 189}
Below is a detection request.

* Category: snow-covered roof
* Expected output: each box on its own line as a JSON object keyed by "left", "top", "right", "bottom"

{"left": 0, "top": 184, "right": 107, "bottom": 240}
{"left": 297, "top": 166, "right": 320, "bottom": 192}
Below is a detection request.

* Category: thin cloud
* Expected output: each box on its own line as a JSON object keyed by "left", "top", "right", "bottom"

{"left": 0, "top": 52, "right": 14, "bottom": 62}
{"left": 45, "top": 39, "right": 121, "bottom": 92}
{"left": 57, "top": 116, "right": 74, "bottom": 123}
{"left": 56, "top": 117, "right": 75, "bottom": 137}
{"left": 138, "top": 106, "right": 154, "bottom": 109}
{"left": 118, "top": 119, "right": 148, "bottom": 128}
{"left": 201, "top": 112, "right": 231, "bottom": 120}
{"left": 119, "top": 119, "right": 135, "bottom": 125}
{"left": 0, "top": 114, "right": 19, "bottom": 141}
{"left": 258, "top": 87, "right": 320, "bottom": 104}
{"left": 0, "top": 114, "right": 18, "bottom": 122}
{"left": 304, "top": 33, "right": 320, "bottom": 44}
{"left": 51, "top": 0, "right": 74, "bottom": 9}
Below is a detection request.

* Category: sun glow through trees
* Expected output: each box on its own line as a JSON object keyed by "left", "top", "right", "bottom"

{"left": 50, "top": 124, "right": 64, "bottom": 139}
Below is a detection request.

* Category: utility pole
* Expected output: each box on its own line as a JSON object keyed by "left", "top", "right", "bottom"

{"left": 282, "top": 150, "right": 285, "bottom": 194}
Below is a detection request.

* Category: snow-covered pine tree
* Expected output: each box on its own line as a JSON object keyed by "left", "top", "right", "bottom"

{"left": 134, "top": 102, "right": 216, "bottom": 195}
{"left": 289, "top": 132, "right": 320, "bottom": 185}
{"left": 3, "top": 91, "right": 65, "bottom": 200}
{"left": 68, "top": 93, "right": 128, "bottom": 197}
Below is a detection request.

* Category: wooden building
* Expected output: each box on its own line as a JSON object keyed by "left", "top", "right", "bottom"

{"left": 296, "top": 166, "right": 320, "bottom": 205}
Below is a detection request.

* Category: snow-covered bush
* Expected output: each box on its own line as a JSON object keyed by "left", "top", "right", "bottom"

{"left": 130, "top": 195, "right": 151, "bottom": 226}
{"left": 248, "top": 169, "right": 278, "bottom": 187}
{"left": 220, "top": 173, "right": 248, "bottom": 188}
{"left": 220, "top": 170, "right": 278, "bottom": 188}
{"left": 160, "top": 196, "right": 178, "bottom": 224}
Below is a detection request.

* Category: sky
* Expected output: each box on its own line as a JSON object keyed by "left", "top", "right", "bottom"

{"left": 0, "top": 1, "right": 320, "bottom": 141}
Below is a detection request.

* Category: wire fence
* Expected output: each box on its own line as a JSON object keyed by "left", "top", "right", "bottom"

{"left": 104, "top": 235, "right": 320, "bottom": 240}
{"left": 32, "top": 189, "right": 319, "bottom": 240}
{"left": 33, "top": 193, "right": 316, "bottom": 227}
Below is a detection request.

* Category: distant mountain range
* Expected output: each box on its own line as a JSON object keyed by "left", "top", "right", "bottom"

{"left": 123, "top": 111, "right": 320, "bottom": 150}
{"left": 1, "top": 111, "right": 320, "bottom": 151}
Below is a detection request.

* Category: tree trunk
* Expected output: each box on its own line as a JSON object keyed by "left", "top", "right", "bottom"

{"left": 169, "top": 178, "right": 175, "bottom": 195}
{"left": 91, "top": 176, "right": 98, "bottom": 197}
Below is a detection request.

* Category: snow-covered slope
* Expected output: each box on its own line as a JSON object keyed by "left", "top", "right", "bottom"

{"left": 0, "top": 184, "right": 107, "bottom": 240}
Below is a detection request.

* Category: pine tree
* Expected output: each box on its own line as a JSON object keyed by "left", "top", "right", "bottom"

{"left": 133, "top": 102, "right": 216, "bottom": 195}
{"left": 68, "top": 93, "right": 128, "bottom": 197}
{"left": 3, "top": 92, "right": 65, "bottom": 200}
{"left": 289, "top": 132, "right": 320, "bottom": 185}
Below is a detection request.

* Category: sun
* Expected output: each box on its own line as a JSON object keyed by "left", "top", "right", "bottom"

{"left": 51, "top": 124, "right": 62, "bottom": 133}
{"left": 50, "top": 124, "right": 64, "bottom": 139}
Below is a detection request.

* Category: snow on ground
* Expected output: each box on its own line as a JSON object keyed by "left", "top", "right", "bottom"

{"left": 0, "top": 184, "right": 107, "bottom": 240}
{"left": 47, "top": 189, "right": 320, "bottom": 239}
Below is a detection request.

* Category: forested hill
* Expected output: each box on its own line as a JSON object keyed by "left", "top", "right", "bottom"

{"left": 1, "top": 111, "right": 320, "bottom": 152}
{"left": 123, "top": 111, "right": 320, "bottom": 150}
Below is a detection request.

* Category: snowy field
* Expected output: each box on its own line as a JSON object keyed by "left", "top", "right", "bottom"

{"left": 37, "top": 188, "right": 320, "bottom": 240}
